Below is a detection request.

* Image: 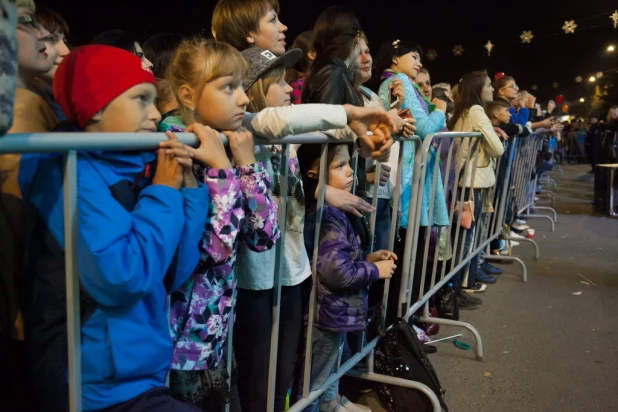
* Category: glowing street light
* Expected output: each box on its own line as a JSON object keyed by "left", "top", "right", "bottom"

{"left": 579, "top": 97, "right": 585, "bottom": 102}
{"left": 589, "top": 76, "right": 596, "bottom": 82}
{"left": 609, "top": 45, "right": 616, "bottom": 52}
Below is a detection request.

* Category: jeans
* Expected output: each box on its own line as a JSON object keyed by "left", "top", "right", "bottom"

{"left": 234, "top": 282, "right": 304, "bottom": 412}
{"left": 302, "top": 328, "right": 346, "bottom": 412}
{"left": 367, "top": 197, "right": 392, "bottom": 251}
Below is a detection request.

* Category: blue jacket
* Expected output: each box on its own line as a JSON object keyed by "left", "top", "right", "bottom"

{"left": 509, "top": 107, "right": 530, "bottom": 126}
{"left": 19, "top": 150, "right": 209, "bottom": 411}
{"left": 305, "top": 204, "right": 379, "bottom": 332}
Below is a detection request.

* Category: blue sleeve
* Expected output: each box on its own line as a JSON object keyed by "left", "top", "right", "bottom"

{"left": 380, "top": 74, "right": 444, "bottom": 140}
{"left": 169, "top": 184, "right": 209, "bottom": 292}
{"left": 31, "top": 157, "right": 188, "bottom": 308}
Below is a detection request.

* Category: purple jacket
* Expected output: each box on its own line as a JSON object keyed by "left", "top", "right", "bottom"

{"left": 309, "top": 205, "right": 379, "bottom": 332}
{"left": 162, "top": 124, "right": 280, "bottom": 372}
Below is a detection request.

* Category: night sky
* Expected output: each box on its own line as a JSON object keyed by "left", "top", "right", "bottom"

{"left": 38, "top": 0, "right": 618, "bottom": 110}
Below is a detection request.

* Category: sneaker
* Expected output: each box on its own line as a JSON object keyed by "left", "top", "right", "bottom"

{"left": 463, "top": 282, "right": 487, "bottom": 293}
{"left": 512, "top": 222, "right": 530, "bottom": 231}
{"left": 481, "top": 262, "right": 503, "bottom": 275}
{"left": 458, "top": 290, "right": 482, "bottom": 309}
{"left": 476, "top": 272, "right": 497, "bottom": 284}
{"left": 516, "top": 218, "right": 528, "bottom": 225}
{"left": 509, "top": 231, "right": 526, "bottom": 239}
{"left": 510, "top": 240, "right": 520, "bottom": 247}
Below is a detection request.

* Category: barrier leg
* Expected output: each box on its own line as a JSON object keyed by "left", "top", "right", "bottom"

{"left": 506, "top": 237, "right": 540, "bottom": 260}
{"left": 484, "top": 255, "right": 527, "bottom": 282}
{"left": 532, "top": 206, "right": 558, "bottom": 222}
{"left": 417, "top": 314, "right": 484, "bottom": 362}
{"left": 345, "top": 370, "right": 442, "bottom": 412}
{"left": 521, "top": 213, "right": 555, "bottom": 232}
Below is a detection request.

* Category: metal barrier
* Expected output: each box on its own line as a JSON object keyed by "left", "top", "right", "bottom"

{"left": 0, "top": 128, "right": 540, "bottom": 412}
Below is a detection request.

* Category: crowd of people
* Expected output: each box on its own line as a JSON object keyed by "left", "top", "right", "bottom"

{"left": 1, "top": 0, "right": 614, "bottom": 411}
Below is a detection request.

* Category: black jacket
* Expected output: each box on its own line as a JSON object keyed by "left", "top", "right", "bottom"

{"left": 301, "top": 58, "right": 368, "bottom": 198}
{"left": 302, "top": 58, "right": 363, "bottom": 107}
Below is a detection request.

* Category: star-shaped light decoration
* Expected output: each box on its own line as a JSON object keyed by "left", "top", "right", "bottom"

{"left": 531, "top": 84, "right": 538, "bottom": 91}
{"left": 563, "top": 20, "right": 577, "bottom": 34}
{"left": 552, "top": 82, "right": 559, "bottom": 89}
{"left": 611, "top": 10, "right": 618, "bottom": 29}
{"left": 426, "top": 49, "right": 438, "bottom": 61}
{"left": 596, "top": 71, "right": 604, "bottom": 79}
{"left": 520, "top": 31, "right": 534, "bottom": 44}
{"left": 452, "top": 45, "right": 464, "bottom": 57}
{"left": 575, "top": 76, "right": 583, "bottom": 83}
{"left": 484, "top": 41, "right": 495, "bottom": 56}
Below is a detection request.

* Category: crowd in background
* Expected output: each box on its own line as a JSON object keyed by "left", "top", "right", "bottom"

{"left": 1, "top": 0, "right": 617, "bottom": 411}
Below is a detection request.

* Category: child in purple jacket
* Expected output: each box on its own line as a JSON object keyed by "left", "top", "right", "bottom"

{"left": 297, "top": 143, "right": 397, "bottom": 412}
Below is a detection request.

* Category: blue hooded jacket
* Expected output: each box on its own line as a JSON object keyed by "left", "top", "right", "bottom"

{"left": 19, "top": 150, "right": 208, "bottom": 411}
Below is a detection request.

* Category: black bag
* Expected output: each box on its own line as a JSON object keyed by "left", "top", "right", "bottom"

{"left": 435, "top": 283, "right": 459, "bottom": 321}
{"left": 374, "top": 319, "right": 449, "bottom": 412}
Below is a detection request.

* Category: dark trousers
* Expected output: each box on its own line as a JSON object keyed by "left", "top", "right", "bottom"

{"left": 367, "top": 198, "right": 392, "bottom": 252}
{"left": 0, "top": 334, "right": 34, "bottom": 412}
{"left": 234, "top": 281, "right": 304, "bottom": 412}
{"left": 385, "top": 226, "right": 428, "bottom": 327}
{"left": 92, "top": 387, "right": 201, "bottom": 412}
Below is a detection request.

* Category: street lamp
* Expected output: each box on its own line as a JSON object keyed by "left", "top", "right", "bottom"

{"left": 609, "top": 45, "right": 616, "bottom": 52}
{"left": 589, "top": 76, "right": 596, "bottom": 82}
{"left": 579, "top": 97, "right": 585, "bottom": 102}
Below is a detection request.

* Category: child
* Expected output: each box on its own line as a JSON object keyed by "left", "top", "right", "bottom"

{"left": 20, "top": 45, "right": 211, "bottom": 412}
{"left": 297, "top": 143, "right": 397, "bottom": 412}
{"left": 233, "top": 46, "right": 308, "bottom": 412}
{"left": 487, "top": 98, "right": 531, "bottom": 138}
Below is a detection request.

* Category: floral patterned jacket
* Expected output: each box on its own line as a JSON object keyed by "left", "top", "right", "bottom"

{"left": 162, "top": 124, "right": 280, "bottom": 371}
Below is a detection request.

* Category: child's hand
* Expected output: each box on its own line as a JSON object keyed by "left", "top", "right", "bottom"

{"left": 367, "top": 250, "right": 398, "bottom": 263}
{"left": 154, "top": 131, "right": 194, "bottom": 190}
{"left": 185, "top": 123, "right": 232, "bottom": 169}
{"left": 224, "top": 127, "right": 257, "bottom": 166}
{"left": 375, "top": 259, "right": 396, "bottom": 280}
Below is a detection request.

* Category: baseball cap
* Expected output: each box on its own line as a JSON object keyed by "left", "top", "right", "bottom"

{"left": 240, "top": 48, "right": 301, "bottom": 91}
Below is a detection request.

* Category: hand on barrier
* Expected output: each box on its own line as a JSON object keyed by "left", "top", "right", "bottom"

{"left": 494, "top": 127, "right": 509, "bottom": 141}
{"left": 366, "top": 164, "right": 391, "bottom": 186}
{"left": 367, "top": 250, "right": 398, "bottom": 263}
{"left": 155, "top": 131, "right": 194, "bottom": 190}
{"left": 343, "top": 104, "right": 396, "bottom": 160}
{"left": 325, "top": 185, "right": 375, "bottom": 217}
{"left": 184, "top": 123, "right": 232, "bottom": 169}
{"left": 375, "top": 259, "right": 397, "bottom": 279}
{"left": 224, "top": 126, "right": 257, "bottom": 167}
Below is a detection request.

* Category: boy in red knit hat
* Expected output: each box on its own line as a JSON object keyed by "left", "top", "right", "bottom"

{"left": 19, "top": 45, "right": 220, "bottom": 412}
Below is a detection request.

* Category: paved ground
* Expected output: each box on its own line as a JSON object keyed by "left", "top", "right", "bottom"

{"left": 357, "top": 164, "right": 618, "bottom": 412}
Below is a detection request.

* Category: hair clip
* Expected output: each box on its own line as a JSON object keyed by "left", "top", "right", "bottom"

{"left": 392, "top": 40, "right": 401, "bottom": 49}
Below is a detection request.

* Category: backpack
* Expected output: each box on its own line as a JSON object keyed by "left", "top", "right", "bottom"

{"left": 374, "top": 318, "right": 449, "bottom": 412}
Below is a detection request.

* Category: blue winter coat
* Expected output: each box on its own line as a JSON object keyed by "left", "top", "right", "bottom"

{"left": 19, "top": 150, "right": 209, "bottom": 411}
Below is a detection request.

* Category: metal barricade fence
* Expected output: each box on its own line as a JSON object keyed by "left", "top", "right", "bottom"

{"left": 0, "top": 132, "right": 444, "bottom": 412}
{"left": 0, "top": 129, "right": 542, "bottom": 412}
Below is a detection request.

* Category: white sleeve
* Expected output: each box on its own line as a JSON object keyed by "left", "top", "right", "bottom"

{"left": 242, "top": 104, "right": 348, "bottom": 140}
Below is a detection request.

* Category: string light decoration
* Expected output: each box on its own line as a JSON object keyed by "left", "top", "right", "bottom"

{"left": 575, "top": 76, "right": 583, "bottom": 83}
{"left": 484, "top": 41, "right": 495, "bottom": 56}
{"left": 520, "top": 31, "right": 534, "bottom": 44}
{"left": 531, "top": 84, "right": 538, "bottom": 91}
{"left": 452, "top": 45, "right": 464, "bottom": 56}
{"left": 553, "top": 82, "right": 559, "bottom": 89}
{"left": 611, "top": 10, "right": 618, "bottom": 29}
{"left": 426, "top": 49, "right": 438, "bottom": 61}
{"left": 596, "top": 72, "right": 604, "bottom": 79}
{"left": 563, "top": 20, "right": 577, "bottom": 34}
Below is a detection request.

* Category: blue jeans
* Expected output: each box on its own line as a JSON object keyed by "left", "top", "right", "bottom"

{"left": 302, "top": 328, "right": 346, "bottom": 412}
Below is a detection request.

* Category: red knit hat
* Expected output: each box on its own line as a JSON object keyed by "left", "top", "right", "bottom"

{"left": 53, "top": 45, "right": 156, "bottom": 129}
